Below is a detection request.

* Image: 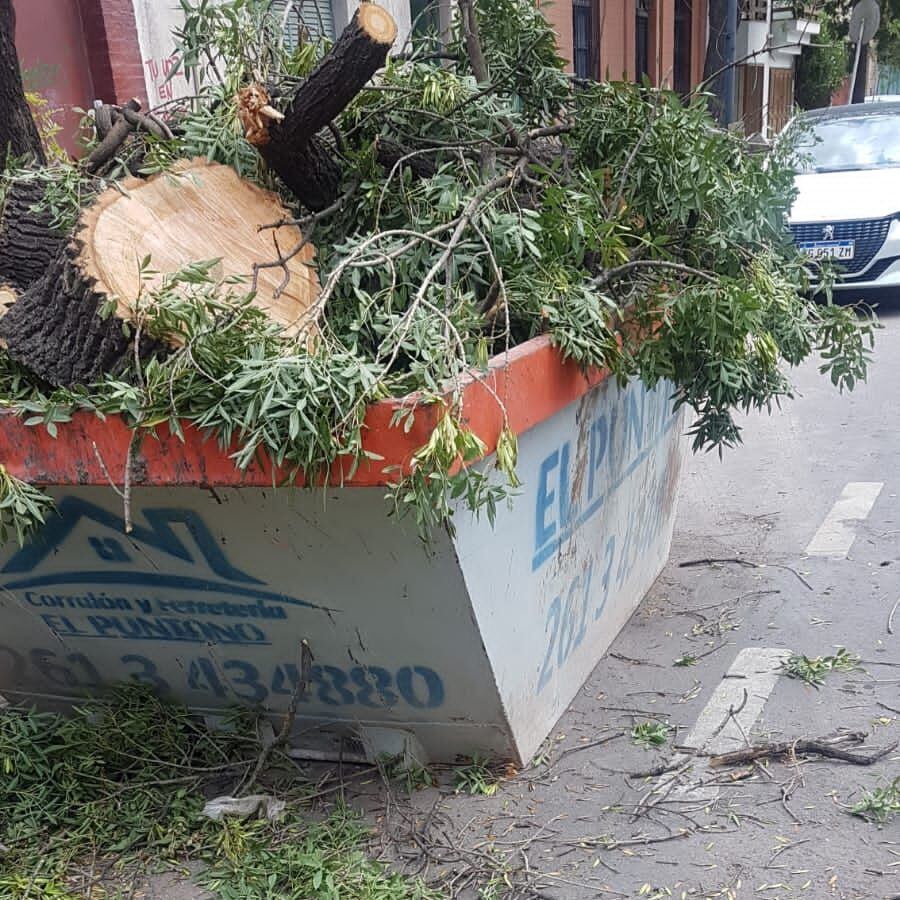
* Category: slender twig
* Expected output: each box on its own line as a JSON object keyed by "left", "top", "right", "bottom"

{"left": 241, "top": 639, "right": 313, "bottom": 793}
{"left": 888, "top": 596, "right": 899, "bottom": 635}
{"left": 609, "top": 90, "right": 663, "bottom": 217}
{"left": 694, "top": 41, "right": 842, "bottom": 97}
{"left": 592, "top": 258, "right": 718, "bottom": 288}
{"left": 252, "top": 183, "right": 359, "bottom": 298}
{"left": 91, "top": 442, "right": 126, "bottom": 500}
{"left": 122, "top": 429, "right": 140, "bottom": 534}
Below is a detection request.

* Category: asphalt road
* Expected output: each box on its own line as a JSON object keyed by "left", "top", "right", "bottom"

{"left": 367, "top": 299, "right": 900, "bottom": 900}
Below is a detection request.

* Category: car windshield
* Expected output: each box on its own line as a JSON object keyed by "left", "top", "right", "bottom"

{"left": 792, "top": 113, "right": 900, "bottom": 173}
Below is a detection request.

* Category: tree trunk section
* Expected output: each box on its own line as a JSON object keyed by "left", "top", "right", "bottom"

{"left": 242, "top": 4, "right": 397, "bottom": 211}
{"left": 0, "top": 159, "right": 322, "bottom": 386}
{"left": 0, "top": 0, "right": 45, "bottom": 170}
{"left": 262, "top": 133, "right": 344, "bottom": 214}
{"left": 0, "top": 178, "right": 66, "bottom": 292}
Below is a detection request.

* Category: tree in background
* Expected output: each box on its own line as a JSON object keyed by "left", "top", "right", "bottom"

{"left": 0, "top": 0, "right": 44, "bottom": 170}
{"left": 795, "top": 16, "right": 849, "bottom": 109}
{"left": 818, "top": 0, "right": 900, "bottom": 79}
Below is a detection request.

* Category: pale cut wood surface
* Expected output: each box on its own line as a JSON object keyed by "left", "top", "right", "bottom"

{"left": 357, "top": 2, "right": 398, "bottom": 43}
{"left": 77, "top": 158, "right": 319, "bottom": 337}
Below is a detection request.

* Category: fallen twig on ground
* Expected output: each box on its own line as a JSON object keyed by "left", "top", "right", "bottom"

{"left": 678, "top": 557, "right": 813, "bottom": 590}
{"left": 888, "top": 596, "right": 899, "bottom": 634}
{"left": 241, "top": 639, "right": 313, "bottom": 793}
{"left": 708, "top": 733, "right": 898, "bottom": 768}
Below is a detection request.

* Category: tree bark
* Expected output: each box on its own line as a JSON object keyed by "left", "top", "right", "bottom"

{"left": 0, "top": 178, "right": 66, "bottom": 292}
{"left": 262, "top": 133, "right": 344, "bottom": 214}
{"left": 0, "top": 245, "right": 159, "bottom": 386}
{"left": 84, "top": 98, "right": 142, "bottom": 173}
{"left": 375, "top": 137, "right": 438, "bottom": 179}
{"left": 0, "top": 0, "right": 45, "bottom": 170}
{"left": 241, "top": 4, "right": 397, "bottom": 211}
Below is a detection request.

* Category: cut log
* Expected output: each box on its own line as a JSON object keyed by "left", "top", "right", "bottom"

{"left": 0, "top": 283, "right": 16, "bottom": 349}
{"left": 0, "top": 177, "right": 67, "bottom": 292}
{"left": 0, "top": 158, "right": 321, "bottom": 386}
{"left": 0, "top": 248, "right": 161, "bottom": 386}
{"left": 240, "top": 3, "right": 397, "bottom": 210}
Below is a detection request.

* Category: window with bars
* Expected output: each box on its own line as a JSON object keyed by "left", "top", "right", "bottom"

{"left": 269, "top": 0, "right": 336, "bottom": 45}
{"left": 635, "top": 0, "right": 650, "bottom": 82}
{"left": 572, "top": 0, "right": 596, "bottom": 80}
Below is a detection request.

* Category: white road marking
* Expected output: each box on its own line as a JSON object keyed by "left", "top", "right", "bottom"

{"left": 804, "top": 481, "right": 883, "bottom": 558}
{"left": 679, "top": 647, "right": 791, "bottom": 755}
{"left": 645, "top": 647, "right": 791, "bottom": 806}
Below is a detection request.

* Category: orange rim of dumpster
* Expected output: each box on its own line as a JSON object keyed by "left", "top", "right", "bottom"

{"left": 0, "top": 335, "right": 610, "bottom": 488}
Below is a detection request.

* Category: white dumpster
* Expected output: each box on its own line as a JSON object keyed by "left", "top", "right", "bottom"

{"left": 0, "top": 336, "right": 685, "bottom": 764}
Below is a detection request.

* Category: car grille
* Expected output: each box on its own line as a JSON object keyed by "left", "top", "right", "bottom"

{"left": 789, "top": 218, "right": 891, "bottom": 275}
{"left": 840, "top": 256, "right": 898, "bottom": 283}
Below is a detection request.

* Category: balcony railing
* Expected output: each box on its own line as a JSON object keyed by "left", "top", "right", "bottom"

{"left": 741, "top": 0, "right": 817, "bottom": 22}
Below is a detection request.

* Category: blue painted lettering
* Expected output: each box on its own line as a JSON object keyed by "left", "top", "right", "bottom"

{"left": 531, "top": 382, "right": 678, "bottom": 571}
{"left": 587, "top": 415, "right": 608, "bottom": 502}
{"left": 88, "top": 536, "right": 132, "bottom": 563}
{"left": 535, "top": 450, "right": 559, "bottom": 551}
{"left": 625, "top": 385, "right": 645, "bottom": 453}
{"left": 558, "top": 441, "right": 573, "bottom": 525}
{"left": 0, "top": 643, "right": 447, "bottom": 711}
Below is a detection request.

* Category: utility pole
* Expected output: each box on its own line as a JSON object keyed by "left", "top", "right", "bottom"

{"left": 721, "top": 0, "right": 738, "bottom": 124}
{"left": 847, "top": 0, "right": 879, "bottom": 104}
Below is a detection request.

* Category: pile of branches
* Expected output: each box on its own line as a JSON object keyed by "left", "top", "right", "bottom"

{"left": 0, "top": 0, "right": 877, "bottom": 541}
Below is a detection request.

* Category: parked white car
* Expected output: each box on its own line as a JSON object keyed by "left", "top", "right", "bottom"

{"left": 786, "top": 102, "right": 900, "bottom": 291}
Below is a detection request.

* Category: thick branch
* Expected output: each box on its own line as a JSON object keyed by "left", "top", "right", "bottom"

{"left": 375, "top": 137, "right": 438, "bottom": 179}
{"left": 84, "top": 98, "right": 141, "bottom": 173}
{"left": 279, "top": 4, "right": 396, "bottom": 142}
{"left": 241, "top": 4, "right": 396, "bottom": 211}
{"left": 457, "top": 0, "right": 490, "bottom": 84}
{"left": 709, "top": 735, "right": 898, "bottom": 768}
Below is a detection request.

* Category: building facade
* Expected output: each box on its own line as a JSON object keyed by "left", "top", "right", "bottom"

{"left": 542, "top": 0, "right": 709, "bottom": 92}
{"left": 735, "top": 0, "right": 819, "bottom": 138}
{"left": 13, "top": 0, "right": 816, "bottom": 154}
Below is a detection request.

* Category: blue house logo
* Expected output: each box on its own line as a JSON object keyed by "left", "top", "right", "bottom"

{"left": 1, "top": 497, "right": 326, "bottom": 648}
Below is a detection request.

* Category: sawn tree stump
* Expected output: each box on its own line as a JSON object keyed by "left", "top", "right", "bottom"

{"left": 0, "top": 159, "right": 320, "bottom": 387}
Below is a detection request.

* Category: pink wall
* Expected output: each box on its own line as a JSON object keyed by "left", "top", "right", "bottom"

{"left": 543, "top": 0, "right": 575, "bottom": 72}
{"left": 12, "top": 0, "right": 94, "bottom": 157}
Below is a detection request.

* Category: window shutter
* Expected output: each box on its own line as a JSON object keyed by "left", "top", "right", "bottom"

{"left": 270, "top": 0, "right": 336, "bottom": 45}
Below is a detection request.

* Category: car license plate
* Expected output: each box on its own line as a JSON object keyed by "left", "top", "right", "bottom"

{"left": 797, "top": 240, "right": 855, "bottom": 261}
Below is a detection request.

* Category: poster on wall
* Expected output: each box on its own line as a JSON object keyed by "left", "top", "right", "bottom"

{"left": 131, "top": 0, "right": 202, "bottom": 109}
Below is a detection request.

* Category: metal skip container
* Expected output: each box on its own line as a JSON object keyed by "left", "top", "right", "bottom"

{"left": 0, "top": 336, "right": 686, "bottom": 765}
